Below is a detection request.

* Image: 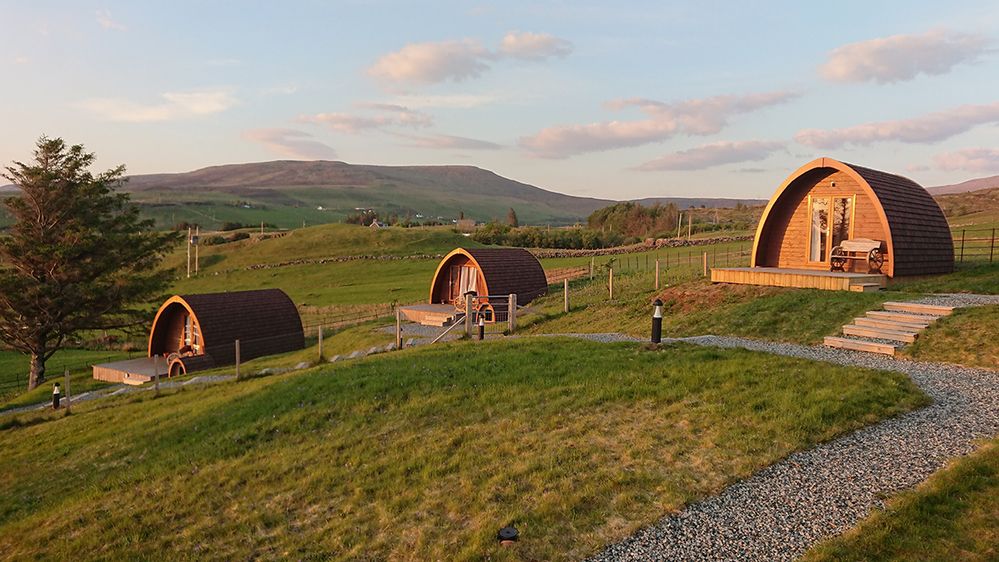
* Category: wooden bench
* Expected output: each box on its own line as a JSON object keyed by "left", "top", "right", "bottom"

{"left": 830, "top": 238, "right": 887, "bottom": 273}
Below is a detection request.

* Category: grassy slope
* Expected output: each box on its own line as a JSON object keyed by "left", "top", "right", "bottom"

{"left": 901, "top": 305, "right": 999, "bottom": 370}
{"left": 804, "top": 439, "right": 998, "bottom": 562}
{"left": 891, "top": 262, "right": 999, "bottom": 295}
{"left": 0, "top": 339, "right": 927, "bottom": 561}
{"left": 522, "top": 274, "right": 906, "bottom": 344}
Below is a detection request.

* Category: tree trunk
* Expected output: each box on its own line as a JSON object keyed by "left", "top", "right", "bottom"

{"left": 28, "top": 352, "right": 45, "bottom": 391}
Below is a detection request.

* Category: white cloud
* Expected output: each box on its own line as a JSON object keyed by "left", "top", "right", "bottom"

{"left": 637, "top": 140, "right": 785, "bottom": 171}
{"left": 299, "top": 104, "right": 433, "bottom": 133}
{"left": 242, "top": 128, "right": 337, "bottom": 160}
{"left": 794, "top": 102, "right": 999, "bottom": 148}
{"left": 934, "top": 148, "right": 999, "bottom": 173}
{"left": 368, "top": 39, "right": 493, "bottom": 85}
{"left": 398, "top": 133, "right": 502, "bottom": 150}
{"left": 96, "top": 9, "right": 126, "bottom": 31}
{"left": 78, "top": 90, "right": 237, "bottom": 122}
{"left": 499, "top": 31, "right": 573, "bottom": 60}
{"left": 520, "top": 90, "right": 797, "bottom": 159}
{"left": 821, "top": 30, "right": 990, "bottom": 83}
{"left": 368, "top": 31, "right": 572, "bottom": 87}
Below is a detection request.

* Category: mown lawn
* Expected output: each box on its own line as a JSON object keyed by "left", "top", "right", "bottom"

{"left": 902, "top": 305, "right": 999, "bottom": 370}
{"left": 804, "top": 438, "right": 998, "bottom": 562}
{"left": 522, "top": 274, "right": 909, "bottom": 344}
{"left": 0, "top": 338, "right": 927, "bottom": 561}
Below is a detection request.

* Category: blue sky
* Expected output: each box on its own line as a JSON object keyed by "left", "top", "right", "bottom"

{"left": 2, "top": 1, "right": 998, "bottom": 199}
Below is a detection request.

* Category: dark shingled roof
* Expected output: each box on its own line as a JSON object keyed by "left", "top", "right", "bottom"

{"left": 463, "top": 248, "right": 548, "bottom": 304}
{"left": 844, "top": 162, "right": 954, "bottom": 276}
{"left": 179, "top": 288, "right": 304, "bottom": 364}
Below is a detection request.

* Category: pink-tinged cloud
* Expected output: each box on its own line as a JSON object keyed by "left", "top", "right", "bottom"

{"left": 794, "top": 102, "right": 999, "bottom": 148}
{"left": 934, "top": 148, "right": 999, "bottom": 173}
{"left": 79, "top": 90, "right": 237, "bottom": 122}
{"left": 637, "top": 140, "right": 785, "bottom": 171}
{"left": 499, "top": 31, "right": 572, "bottom": 60}
{"left": 299, "top": 104, "right": 433, "bottom": 133}
{"left": 242, "top": 128, "right": 338, "bottom": 160}
{"left": 398, "top": 133, "right": 502, "bottom": 150}
{"left": 96, "top": 9, "right": 126, "bottom": 31}
{"left": 368, "top": 39, "right": 492, "bottom": 85}
{"left": 821, "top": 30, "right": 989, "bottom": 84}
{"left": 520, "top": 90, "right": 796, "bottom": 158}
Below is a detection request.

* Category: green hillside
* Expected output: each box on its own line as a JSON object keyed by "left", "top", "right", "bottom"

{"left": 0, "top": 338, "right": 925, "bottom": 561}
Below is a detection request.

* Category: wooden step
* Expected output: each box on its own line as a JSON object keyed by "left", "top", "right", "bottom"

{"left": 849, "top": 283, "right": 882, "bottom": 293}
{"left": 866, "top": 310, "right": 935, "bottom": 325}
{"left": 882, "top": 301, "right": 954, "bottom": 316}
{"left": 824, "top": 336, "right": 897, "bottom": 355}
{"left": 854, "top": 317, "right": 929, "bottom": 332}
{"left": 842, "top": 324, "right": 918, "bottom": 343}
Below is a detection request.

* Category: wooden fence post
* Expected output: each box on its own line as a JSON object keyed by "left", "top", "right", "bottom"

{"left": 153, "top": 355, "right": 160, "bottom": 396}
{"left": 235, "top": 340, "right": 241, "bottom": 380}
{"left": 563, "top": 278, "right": 569, "bottom": 313}
{"left": 608, "top": 268, "right": 614, "bottom": 300}
{"left": 465, "top": 294, "right": 473, "bottom": 338}
{"left": 64, "top": 368, "right": 71, "bottom": 413}
{"left": 703, "top": 252, "right": 708, "bottom": 277}
{"left": 395, "top": 308, "right": 402, "bottom": 349}
{"left": 508, "top": 293, "right": 517, "bottom": 333}
{"left": 991, "top": 228, "right": 995, "bottom": 263}
{"left": 317, "top": 325, "right": 324, "bottom": 360}
{"left": 655, "top": 259, "right": 660, "bottom": 290}
{"left": 590, "top": 257, "right": 594, "bottom": 280}
{"left": 960, "top": 229, "right": 965, "bottom": 263}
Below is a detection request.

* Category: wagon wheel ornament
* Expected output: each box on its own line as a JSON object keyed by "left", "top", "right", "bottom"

{"left": 868, "top": 248, "right": 885, "bottom": 273}
{"left": 830, "top": 247, "right": 847, "bottom": 271}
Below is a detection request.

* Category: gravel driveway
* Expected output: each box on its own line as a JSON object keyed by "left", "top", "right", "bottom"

{"left": 586, "top": 335, "right": 999, "bottom": 561}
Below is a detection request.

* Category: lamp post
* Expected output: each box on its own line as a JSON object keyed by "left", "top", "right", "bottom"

{"left": 651, "top": 299, "right": 663, "bottom": 344}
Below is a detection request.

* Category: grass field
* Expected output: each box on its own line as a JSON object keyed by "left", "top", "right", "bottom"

{"left": 891, "top": 261, "right": 999, "bottom": 295}
{"left": 803, "top": 438, "right": 998, "bottom": 561}
{"left": 0, "top": 349, "right": 129, "bottom": 409}
{"left": 901, "top": 305, "right": 999, "bottom": 370}
{"left": 521, "top": 274, "right": 908, "bottom": 345}
{"left": 0, "top": 338, "right": 927, "bottom": 561}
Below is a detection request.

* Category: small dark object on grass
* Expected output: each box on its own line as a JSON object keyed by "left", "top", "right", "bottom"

{"left": 498, "top": 526, "right": 519, "bottom": 546}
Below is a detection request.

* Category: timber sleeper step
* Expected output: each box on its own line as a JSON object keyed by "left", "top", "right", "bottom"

{"left": 849, "top": 283, "right": 882, "bottom": 293}
{"left": 853, "top": 317, "right": 929, "bottom": 332}
{"left": 824, "top": 336, "right": 898, "bottom": 355}
{"left": 866, "top": 310, "right": 935, "bottom": 325}
{"left": 842, "top": 324, "right": 918, "bottom": 344}
{"left": 882, "top": 301, "right": 954, "bottom": 316}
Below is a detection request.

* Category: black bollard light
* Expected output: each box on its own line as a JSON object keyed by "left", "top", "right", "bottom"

{"left": 52, "top": 382, "right": 61, "bottom": 410}
{"left": 651, "top": 298, "right": 663, "bottom": 344}
{"left": 477, "top": 313, "right": 485, "bottom": 341}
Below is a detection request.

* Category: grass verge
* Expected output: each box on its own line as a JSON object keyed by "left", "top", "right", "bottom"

{"left": 0, "top": 338, "right": 926, "bottom": 560}
{"left": 803, "top": 439, "right": 998, "bottom": 561}
{"left": 901, "top": 305, "right": 999, "bottom": 370}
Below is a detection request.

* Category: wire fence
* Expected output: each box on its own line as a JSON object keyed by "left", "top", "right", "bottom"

{"left": 954, "top": 228, "right": 997, "bottom": 263}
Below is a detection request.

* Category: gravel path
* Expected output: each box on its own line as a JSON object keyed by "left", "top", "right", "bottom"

{"left": 909, "top": 292, "right": 999, "bottom": 307}
{"left": 586, "top": 335, "right": 999, "bottom": 562}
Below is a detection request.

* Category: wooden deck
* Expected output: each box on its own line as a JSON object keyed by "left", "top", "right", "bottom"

{"left": 399, "top": 304, "right": 459, "bottom": 327}
{"left": 92, "top": 357, "right": 168, "bottom": 385}
{"left": 711, "top": 267, "right": 887, "bottom": 292}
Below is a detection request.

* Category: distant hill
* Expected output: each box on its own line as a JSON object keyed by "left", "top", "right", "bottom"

{"left": 927, "top": 175, "right": 999, "bottom": 195}
{"left": 0, "top": 160, "right": 767, "bottom": 229}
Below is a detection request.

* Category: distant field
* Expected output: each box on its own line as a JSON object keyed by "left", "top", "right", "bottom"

{"left": 0, "top": 349, "right": 127, "bottom": 407}
{"left": 0, "top": 338, "right": 926, "bottom": 561}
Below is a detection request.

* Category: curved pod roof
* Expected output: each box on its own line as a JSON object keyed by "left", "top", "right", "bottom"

{"left": 148, "top": 288, "right": 304, "bottom": 364}
{"left": 752, "top": 158, "right": 953, "bottom": 277}
{"left": 430, "top": 247, "right": 548, "bottom": 304}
